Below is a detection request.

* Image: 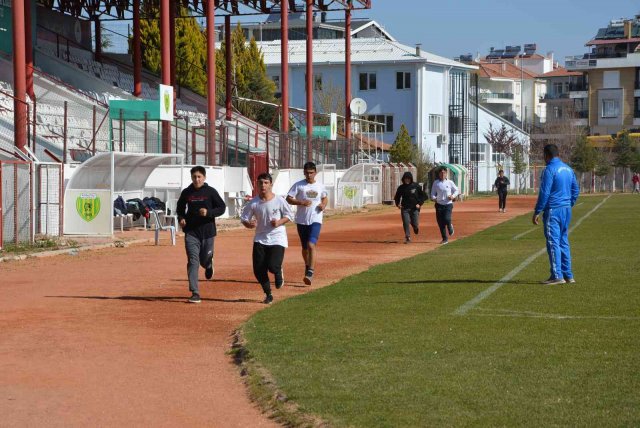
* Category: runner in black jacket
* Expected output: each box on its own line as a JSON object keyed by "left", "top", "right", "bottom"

{"left": 394, "top": 171, "right": 427, "bottom": 243}
{"left": 494, "top": 169, "right": 510, "bottom": 213}
{"left": 176, "top": 166, "right": 227, "bottom": 303}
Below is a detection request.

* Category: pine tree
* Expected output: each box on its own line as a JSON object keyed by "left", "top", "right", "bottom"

{"left": 613, "top": 130, "right": 637, "bottom": 191}
{"left": 389, "top": 124, "right": 416, "bottom": 163}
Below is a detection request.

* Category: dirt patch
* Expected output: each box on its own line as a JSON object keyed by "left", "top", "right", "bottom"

{"left": 0, "top": 196, "right": 535, "bottom": 426}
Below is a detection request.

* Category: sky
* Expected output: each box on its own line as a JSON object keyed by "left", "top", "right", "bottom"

{"left": 352, "top": 0, "right": 640, "bottom": 65}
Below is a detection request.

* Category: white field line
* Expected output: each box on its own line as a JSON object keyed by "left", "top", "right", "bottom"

{"left": 453, "top": 195, "right": 612, "bottom": 316}
{"left": 512, "top": 227, "right": 537, "bottom": 240}
{"left": 470, "top": 310, "right": 640, "bottom": 321}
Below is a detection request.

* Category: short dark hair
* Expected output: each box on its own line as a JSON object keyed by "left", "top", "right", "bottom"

{"left": 190, "top": 166, "right": 206, "bottom": 176}
{"left": 303, "top": 161, "right": 317, "bottom": 171}
{"left": 543, "top": 144, "right": 559, "bottom": 158}
{"left": 437, "top": 166, "right": 447, "bottom": 173}
{"left": 257, "top": 172, "right": 272, "bottom": 183}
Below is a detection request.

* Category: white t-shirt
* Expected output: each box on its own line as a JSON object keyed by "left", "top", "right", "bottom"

{"left": 287, "top": 180, "right": 328, "bottom": 225}
{"left": 431, "top": 179, "right": 459, "bottom": 205}
{"left": 241, "top": 195, "right": 294, "bottom": 247}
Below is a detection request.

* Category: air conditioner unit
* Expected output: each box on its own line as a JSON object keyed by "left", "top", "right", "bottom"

{"left": 436, "top": 134, "right": 446, "bottom": 147}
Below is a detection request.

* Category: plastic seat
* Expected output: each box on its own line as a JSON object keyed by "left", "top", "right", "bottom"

{"left": 150, "top": 209, "right": 176, "bottom": 246}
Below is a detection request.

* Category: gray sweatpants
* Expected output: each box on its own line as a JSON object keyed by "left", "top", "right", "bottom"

{"left": 184, "top": 233, "right": 215, "bottom": 295}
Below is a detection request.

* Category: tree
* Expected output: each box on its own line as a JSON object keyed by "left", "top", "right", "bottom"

{"left": 613, "top": 129, "right": 637, "bottom": 192}
{"left": 483, "top": 123, "right": 518, "bottom": 171}
{"left": 594, "top": 149, "right": 613, "bottom": 192}
{"left": 511, "top": 144, "right": 528, "bottom": 193}
{"left": 389, "top": 124, "right": 416, "bottom": 163}
{"left": 571, "top": 135, "right": 598, "bottom": 191}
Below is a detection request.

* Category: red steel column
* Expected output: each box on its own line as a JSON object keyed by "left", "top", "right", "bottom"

{"left": 12, "top": 0, "right": 27, "bottom": 152}
{"left": 345, "top": 7, "right": 352, "bottom": 142}
{"left": 305, "top": 0, "right": 313, "bottom": 160}
{"left": 169, "top": 2, "right": 176, "bottom": 96}
{"left": 281, "top": 0, "right": 289, "bottom": 166}
{"left": 133, "top": 0, "right": 142, "bottom": 96}
{"left": 161, "top": 0, "right": 171, "bottom": 153}
{"left": 25, "top": 0, "right": 35, "bottom": 101}
{"left": 206, "top": 0, "right": 216, "bottom": 165}
{"left": 225, "top": 15, "right": 232, "bottom": 121}
{"left": 94, "top": 17, "right": 102, "bottom": 62}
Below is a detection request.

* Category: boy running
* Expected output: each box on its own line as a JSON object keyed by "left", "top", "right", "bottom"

{"left": 176, "top": 166, "right": 226, "bottom": 303}
{"left": 286, "top": 162, "right": 328, "bottom": 285}
{"left": 241, "top": 173, "right": 294, "bottom": 304}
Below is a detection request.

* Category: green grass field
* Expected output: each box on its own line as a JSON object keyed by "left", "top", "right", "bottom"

{"left": 241, "top": 194, "right": 640, "bottom": 427}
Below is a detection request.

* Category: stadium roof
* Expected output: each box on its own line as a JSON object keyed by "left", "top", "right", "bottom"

{"left": 39, "top": 0, "right": 371, "bottom": 20}
{"left": 255, "top": 38, "right": 477, "bottom": 69}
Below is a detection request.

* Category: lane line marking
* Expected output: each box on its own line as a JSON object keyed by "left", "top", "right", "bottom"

{"left": 512, "top": 227, "right": 537, "bottom": 240}
{"left": 470, "top": 312, "right": 640, "bottom": 321}
{"left": 453, "top": 195, "right": 612, "bottom": 316}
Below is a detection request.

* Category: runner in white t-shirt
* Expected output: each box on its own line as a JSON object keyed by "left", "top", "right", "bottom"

{"left": 241, "top": 172, "right": 294, "bottom": 304}
{"left": 286, "top": 162, "right": 328, "bottom": 286}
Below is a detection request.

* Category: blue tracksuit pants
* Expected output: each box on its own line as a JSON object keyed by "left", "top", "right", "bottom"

{"left": 542, "top": 206, "right": 573, "bottom": 280}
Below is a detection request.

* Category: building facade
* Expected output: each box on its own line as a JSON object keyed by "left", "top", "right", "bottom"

{"left": 566, "top": 15, "right": 640, "bottom": 136}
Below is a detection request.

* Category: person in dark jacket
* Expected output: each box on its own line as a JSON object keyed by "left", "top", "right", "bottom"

{"left": 176, "top": 166, "right": 227, "bottom": 303}
{"left": 494, "top": 169, "right": 510, "bottom": 212}
{"left": 394, "top": 171, "right": 427, "bottom": 243}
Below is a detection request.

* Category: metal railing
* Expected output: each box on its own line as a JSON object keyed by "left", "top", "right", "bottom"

{"left": 479, "top": 92, "right": 514, "bottom": 101}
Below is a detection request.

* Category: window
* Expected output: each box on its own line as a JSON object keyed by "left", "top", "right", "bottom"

{"left": 636, "top": 67, "right": 640, "bottom": 90}
{"left": 428, "top": 114, "right": 442, "bottom": 133}
{"left": 601, "top": 99, "right": 619, "bottom": 118}
{"left": 553, "top": 82, "right": 563, "bottom": 95}
{"left": 271, "top": 75, "right": 280, "bottom": 91}
{"left": 396, "top": 72, "right": 411, "bottom": 90}
{"left": 635, "top": 97, "right": 640, "bottom": 118}
{"left": 303, "top": 74, "right": 323, "bottom": 91}
{"left": 515, "top": 82, "right": 521, "bottom": 95}
{"left": 470, "top": 143, "right": 487, "bottom": 162}
{"left": 492, "top": 152, "right": 506, "bottom": 163}
{"left": 359, "top": 72, "right": 377, "bottom": 91}
{"left": 553, "top": 106, "right": 562, "bottom": 119}
{"left": 362, "top": 114, "right": 393, "bottom": 133}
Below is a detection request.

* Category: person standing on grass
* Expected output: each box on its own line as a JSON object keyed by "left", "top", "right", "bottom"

{"left": 431, "top": 166, "right": 459, "bottom": 245}
{"left": 177, "top": 166, "right": 226, "bottom": 303}
{"left": 394, "top": 171, "right": 427, "bottom": 244}
{"left": 286, "top": 161, "right": 328, "bottom": 286}
{"left": 494, "top": 169, "right": 510, "bottom": 213}
{"left": 241, "top": 172, "right": 294, "bottom": 305}
{"left": 632, "top": 172, "right": 640, "bottom": 194}
{"left": 532, "top": 144, "right": 580, "bottom": 285}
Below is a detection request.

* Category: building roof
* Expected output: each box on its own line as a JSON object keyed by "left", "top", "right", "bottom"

{"left": 540, "top": 67, "right": 582, "bottom": 77}
{"left": 586, "top": 37, "right": 640, "bottom": 45}
{"left": 476, "top": 61, "right": 538, "bottom": 80}
{"left": 255, "top": 38, "right": 477, "bottom": 69}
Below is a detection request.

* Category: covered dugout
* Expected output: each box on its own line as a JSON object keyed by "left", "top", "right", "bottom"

{"left": 336, "top": 163, "right": 383, "bottom": 209}
{"left": 428, "top": 163, "right": 470, "bottom": 198}
{"left": 63, "top": 152, "right": 183, "bottom": 235}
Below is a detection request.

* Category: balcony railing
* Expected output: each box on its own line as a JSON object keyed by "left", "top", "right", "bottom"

{"left": 569, "top": 83, "right": 589, "bottom": 91}
{"left": 479, "top": 92, "right": 514, "bottom": 101}
{"left": 542, "top": 93, "right": 570, "bottom": 100}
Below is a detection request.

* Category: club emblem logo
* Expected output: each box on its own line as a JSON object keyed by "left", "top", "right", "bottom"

{"left": 163, "top": 91, "right": 170, "bottom": 114}
{"left": 76, "top": 193, "right": 101, "bottom": 222}
{"left": 343, "top": 186, "right": 357, "bottom": 200}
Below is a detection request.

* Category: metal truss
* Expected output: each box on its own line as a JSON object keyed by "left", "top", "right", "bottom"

{"left": 37, "top": 0, "right": 371, "bottom": 20}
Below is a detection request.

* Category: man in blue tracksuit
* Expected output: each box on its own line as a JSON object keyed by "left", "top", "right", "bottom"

{"left": 532, "top": 144, "right": 580, "bottom": 285}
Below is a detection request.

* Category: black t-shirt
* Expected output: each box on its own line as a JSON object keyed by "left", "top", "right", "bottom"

{"left": 176, "top": 183, "right": 226, "bottom": 239}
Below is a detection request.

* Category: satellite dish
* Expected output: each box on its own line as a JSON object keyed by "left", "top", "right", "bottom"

{"left": 349, "top": 98, "right": 368, "bottom": 115}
